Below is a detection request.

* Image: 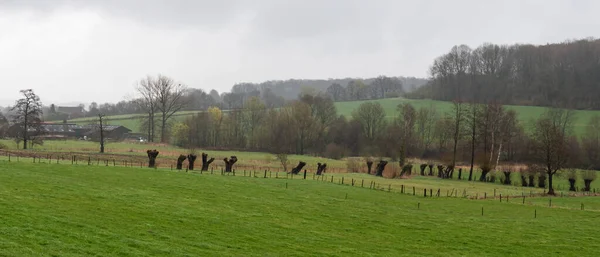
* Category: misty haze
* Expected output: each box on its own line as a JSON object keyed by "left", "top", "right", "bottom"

{"left": 1, "top": 1, "right": 600, "bottom": 256}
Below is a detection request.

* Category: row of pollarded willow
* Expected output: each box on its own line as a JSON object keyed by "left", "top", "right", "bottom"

{"left": 147, "top": 151, "right": 236, "bottom": 172}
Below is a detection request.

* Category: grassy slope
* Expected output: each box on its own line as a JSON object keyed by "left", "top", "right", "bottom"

{"left": 1, "top": 162, "right": 599, "bottom": 256}
{"left": 335, "top": 98, "right": 598, "bottom": 135}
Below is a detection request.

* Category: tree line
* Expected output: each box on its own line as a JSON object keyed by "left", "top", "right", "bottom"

{"left": 413, "top": 38, "right": 600, "bottom": 110}
{"left": 172, "top": 93, "right": 599, "bottom": 195}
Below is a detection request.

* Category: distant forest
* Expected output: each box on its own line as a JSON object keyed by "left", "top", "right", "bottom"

{"left": 411, "top": 38, "right": 600, "bottom": 110}
{"left": 1, "top": 76, "right": 427, "bottom": 120}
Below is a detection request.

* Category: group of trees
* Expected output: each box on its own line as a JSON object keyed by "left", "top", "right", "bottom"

{"left": 417, "top": 38, "right": 600, "bottom": 110}
{"left": 135, "top": 75, "right": 189, "bottom": 143}
{"left": 171, "top": 89, "right": 598, "bottom": 195}
{"left": 325, "top": 76, "right": 404, "bottom": 102}
{"left": 173, "top": 92, "right": 344, "bottom": 156}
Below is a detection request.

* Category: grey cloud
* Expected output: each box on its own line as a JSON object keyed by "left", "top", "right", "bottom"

{"left": 1, "top": 0, "right": 599, "bottom": 106}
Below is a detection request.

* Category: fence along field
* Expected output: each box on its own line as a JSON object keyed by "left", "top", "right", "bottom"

{"left": 2, "top": 147, "right": 599, "bottom": 212}
{"left": 1, "top": 161, "right": 600, "bottom": 256}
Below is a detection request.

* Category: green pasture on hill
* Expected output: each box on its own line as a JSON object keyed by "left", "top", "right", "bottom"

{"left": 1, "top": 162, "right": 599, "bottom": 256}
{"left": 335, "top": 98, "right": 598, "bottom": 136}
{"left": 59, "top": 98, "right": 599, "bottom": 135}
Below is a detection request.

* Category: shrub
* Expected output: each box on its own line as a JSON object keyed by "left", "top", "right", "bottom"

{"left": 275, "top": 153, "right": 290, "bottom": 172}
{"left": 385, "top": 162, "right": 401, "bottom": 178}
{"left": 346, "top": 158, "right": 362, "bottom": 173}
{"left": 0, "top": 142, "right": 7, "bottom": 150}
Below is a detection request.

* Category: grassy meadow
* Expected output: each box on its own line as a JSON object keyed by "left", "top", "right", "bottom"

{"left": 336, "top": 98, "right": 599, "bottom": 135}
{"left": 1, "top": 161, "right": 600, "bottom": 256}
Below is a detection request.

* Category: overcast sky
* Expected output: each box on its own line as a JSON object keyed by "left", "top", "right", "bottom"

{"left": 0, "top": 0, "right": 598, "bottom": 107}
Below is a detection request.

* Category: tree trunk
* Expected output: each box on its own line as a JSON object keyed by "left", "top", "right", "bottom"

{"left": 223, "top": 156, "right": 238, "bottom": 172}
{"left": 479, "top": 168, "right": 490, "bottom": 182}
{"left": 428, "top": 164, "right": 434, "bottom": 176}
{"left": 445, "top": 165, "right": 454, "bottom": 179}
{"left": 99, "top": 115, "right": 105, "bottom": 153}
{"left": 495, "top": 143, "right": 503, "bottom": 170}
{"left": 520, "top": 175, "right": 528, "bottom": 187}
{"left": 437, "top": 165, "right": 444, "bottom": 178}
{"left": 201, "top": 153, "right": 214, "bottom": 171}
{"left": 147, "top": 150, "right": 159, "bottom": 168}
{"left": 420, "top": 164, "right": 427, "bottom": 176}
{"left": 528, "top": 175, "right": 535, "bottom": 187}
{"left": 375, "top": 161, "right": 388, "bottom": 177}
{"left": 568, "top": 178, "right": 576, "bottom": 191}
{"left": 538, "top": 175, "right": 546, "bottom": 189}
{"left": 547, "top": 173, "right": 555, "bottom": 195}
{"left": 469, "top": 115, "right": 475, "bottom": 181}
{"left": 400, "top": 164, "right": 413, "bottom": 177}
{"left": 503, "top": 171, "right": 511, "bottom": 185}
{"left": 161, "top": 114, "right": 167, "bottom": 143}
{"left": 366, "top": 161, "right": 373, "bottom": 174}
{"left": 316, "top": 163, "right": 327, "bottom": 175}
{"left": 176, "top": 155, "right": 187, "bottom": 170}
{"left": 187, "top": 154, "right": 197, "bottom": 170}
{"left": 583, "top": 179, "right": 592, "bottom": 192}
{"left": 458, "top": 168, "right": 462, "bottom": 180}
{"left": 291, "top": 161, "right": 306, "bottom": 175}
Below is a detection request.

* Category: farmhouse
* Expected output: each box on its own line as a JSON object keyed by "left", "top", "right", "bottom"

{"left": 82, "top": 125, "right": 132, "bottom": 141}
{"left": 6, "top": 123, "right": 132, "bottom": 141}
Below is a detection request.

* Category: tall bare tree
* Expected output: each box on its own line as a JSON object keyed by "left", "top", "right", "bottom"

{"left": 449, "top": 100, "right": 466, "bottom": 169}
{"left": 151, "top": 74, "right": 188, "bottom": 143}
{"left": 466, "top": 103, "right": 481, "bottom": 181}
{"left": 98, "top": 113, "right": 106, "bottom": 153}
{"left": 11, "top": 89, "right": 43, "bottom": 150}
{"left": 136, "top": 76, "right": 158, "bottom": 142}
{"left": 352, "top": 102, "right": 387, "bottom": 142}
{"left": 531, "top": 108, "right": 575, "bottom": 195}
{"left": 396, "top": 103, "right": 416, "bottom": 166}
{"left": 416, "top": 105, "right": 437, "bottom": 153}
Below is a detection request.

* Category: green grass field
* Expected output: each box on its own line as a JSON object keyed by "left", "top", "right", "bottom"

{"left": 1, "top": 161, "right": 599, "bottom": 256}
{"left": 2, "top": 138, "right": 598, "bottom": 197}
{"left": 336, "top": 98, "right": 598, "bottom": 135}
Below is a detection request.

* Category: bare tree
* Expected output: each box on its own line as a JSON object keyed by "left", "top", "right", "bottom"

{"left": 275, "top": 153, "right": 290, "bottom": 172}
{"left": 581, "top": 115, "right": 600, "bottom": 169}
{"left": 98, "top": 113, "right": 106, "bottom": 153}
{"left": 531, "top": 108, "right": 575, "bottom": 195}
{"left": 352, "top": 102, "right": 387, "bottom": 141}
{"left": 396, "top": 103, "right": 416, "bottom": 166}
{"left": 416, "top": 105, "right": 437, "bottom": 153}
{"left": 152, "top": 75, "right": 188, "bottom": 143}
{"left": 136, "top": 76, "right": 158, "bottom": 142}
{"left": 466, "top": 103, "right": 481, "bottom": 181}
{"left": 11, "top": 89, "right": 43, "bottom": 150}
{"left": 449, "top": 100, "right": 466, "bottom": 169}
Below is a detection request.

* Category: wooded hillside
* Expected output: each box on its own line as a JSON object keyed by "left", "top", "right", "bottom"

{"left": 413, "top": 38, "right": 600, "bottom": 110}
